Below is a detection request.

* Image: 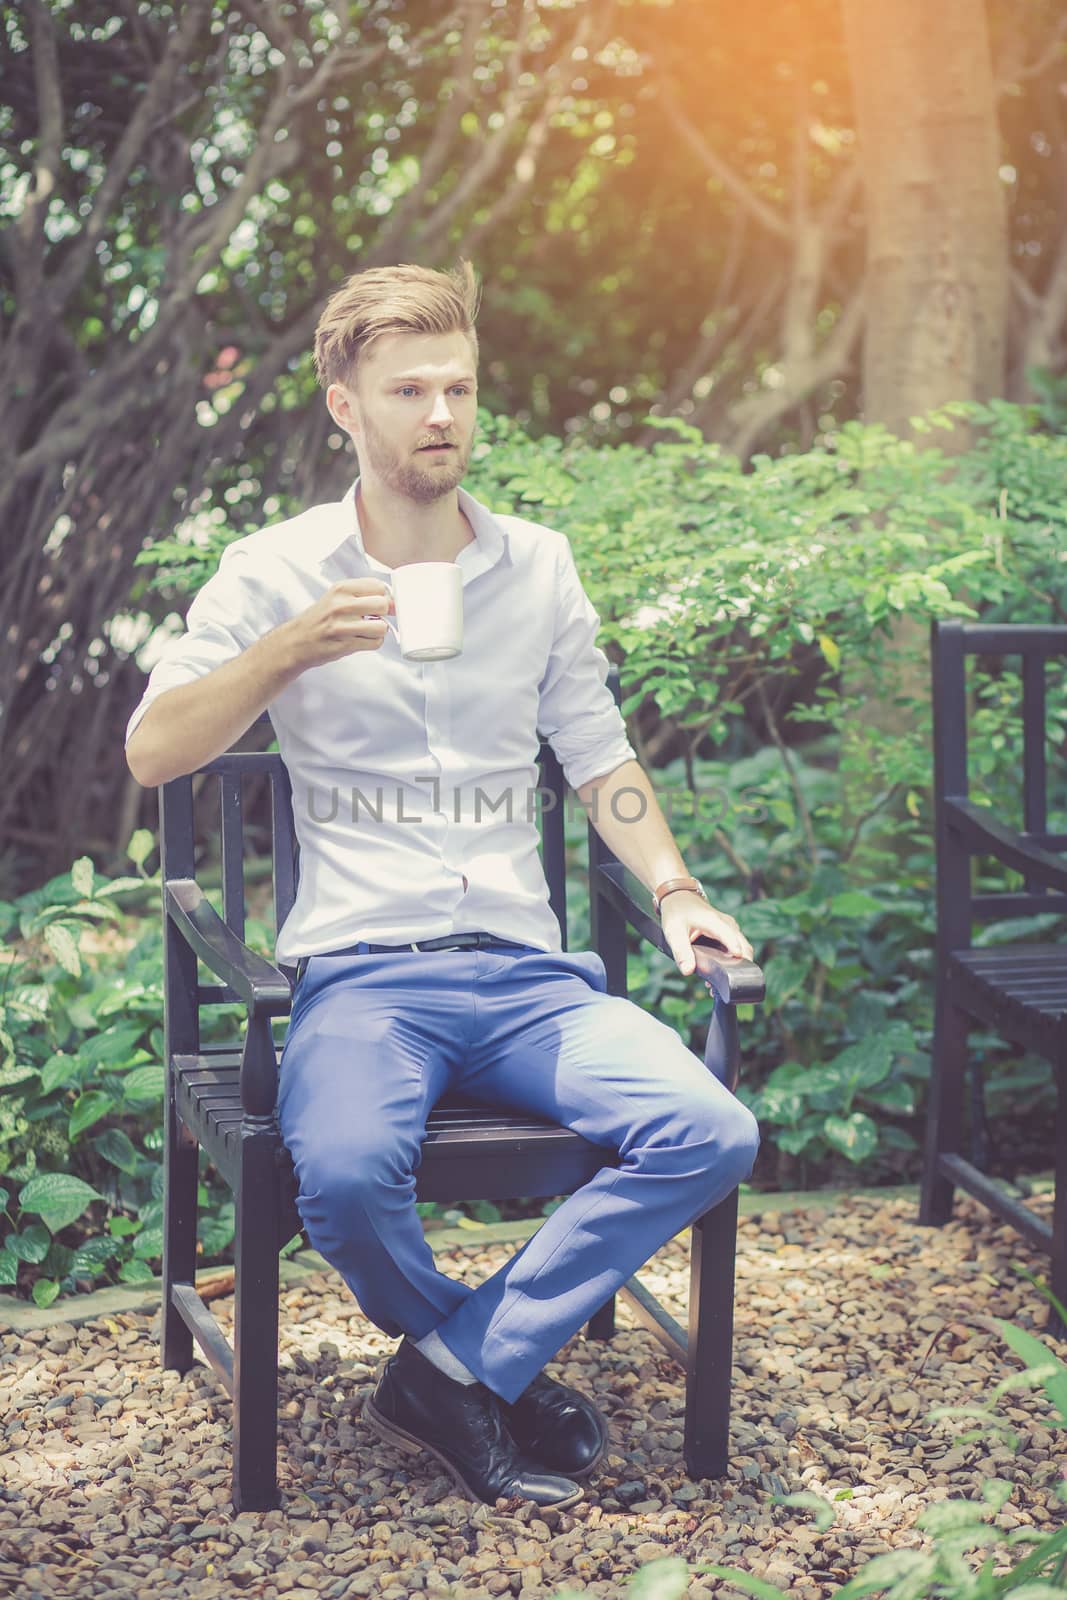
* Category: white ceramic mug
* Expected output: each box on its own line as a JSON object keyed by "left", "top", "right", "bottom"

{"left": 388, "top": 562, "right": 463, "bottom": 661}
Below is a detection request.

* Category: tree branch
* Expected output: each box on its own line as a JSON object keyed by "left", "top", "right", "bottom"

{"left": 725, "top": 287, "right": 865, "bottom": 461}
{"left": 366, "top": 0, "right": 489, "bottom": 263}
{"left": 658, "top": 92, "right": 789, "bottom": 238}
{"left": 454, "top": 90, "right": 562, "bottom": 258}
{"left": 417, "top": 5, "right": 600, "bottom": 258}
{"left": 12, "top": 0, "right": 64, "bottom": 298}
{"left": 50, "top": 0, "right": 214, "bottom": 316}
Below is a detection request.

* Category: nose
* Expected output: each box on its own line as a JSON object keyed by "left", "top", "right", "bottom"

{"left": 427, "top": 392, "right": 454, "bottom": 428}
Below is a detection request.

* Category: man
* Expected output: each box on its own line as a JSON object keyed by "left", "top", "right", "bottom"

{"left": 126, "top": 261, "right": 759, "bottom": 1510}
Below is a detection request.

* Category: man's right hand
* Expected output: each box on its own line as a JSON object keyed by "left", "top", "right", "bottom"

{"left": 283, "top": 579, "right": 394, "bottom": 670}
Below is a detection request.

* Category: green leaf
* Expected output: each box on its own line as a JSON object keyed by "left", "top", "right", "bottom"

{"left": 0, "top": 1252, "right": 18, "bottom": 1285}
{"left": 835, "top": 1550, "right": 936, "bottom": 1598}
{"left": 198, "top": 1203, "right": 234, "bottom": 1256}
{"left": 32, "top": 1277, "right": 61, "bottom": 1309}
{"left": 122, "top": 1065, "right": 165, "bottom": 1102}
{"left": 823, "top": 1113, "right": 879, "bottom": 1162}
{"left": 127, "top": 829, "right": 156, "bottom": 868}
{"left": 8, "top": 1223, "right": 50, "bottom": 1263}
{"left": 863, "top": 1079, "right": 915, "bottom": 1113}
{"left": 765, "top": 954, "right": 812, "bottom": 1008}
{"left": 71, "top": 1237, "right": 117, "bottom": 1274}
{"left": 132, "top": 1225, "right": 164, "bottom": 1262}
{"left": 71, "top": 857, "right": 96, "bottom": 899}
{"left": 118, "top": 1257, "right": 155, "bottom": 1284}
{"left": 980, "top": 1478, "right": 1014, "bottom": 1512}
{"left": 1001, "top": 1586, "right": 1067, "bottom": 1599}
{"left": 995, "top": 1319, "right": 1067, "bottom": 1423}
{"left": 92, "top": 1127, "right": 141, "bottom": 1175}
{"left": 917, "top": 1497, "right": 991, "bottom": 1534}
{"left": 627, "top": 1556, "right": 691, "bottom": 1599}
{"left": 776, "top": 1125, "right": 822, "bottom": 1155}
{"left": 0, "top": 1053, "right": 35, "bottom": 1090}
{"left": 43, "top": 922, "right": 81, "bottom": 978}
{"left": 40, "top": 1053, "right": 79, "bottom": 1094}
{"left": 772, "top": 1491, "right": 835, "bottom": 1532}
{"left": 17, "top": 1172, "right": 102, "bottom": 1233}
{"left": 68, "top": 1090, "right": 116, "bottom": 1140}
{"left": 78, "top": 1023, "right": 147, "bottom": 1070}
{"left": 692, "top": 1567, "right": 792, "bottom": 1600}
{"left": 96, "top": 876, "right": 154, "bottom": 898}
{"left": 826, "top": 1034, "right": 894, "bottom": 1092}
{"left": 829, "top": 891, "right": 885, "bottom": 918}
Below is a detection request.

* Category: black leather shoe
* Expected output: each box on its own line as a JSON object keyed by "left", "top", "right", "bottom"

{"left": 498, "top": 1371, "right": 609, "bottom": 1479}
{"left": 362, "top": 1338, "right": 583, "bottom": 1508}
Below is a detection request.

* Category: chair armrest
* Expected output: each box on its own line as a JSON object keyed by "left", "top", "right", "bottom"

{"left": 945, "top": 800, "right": 1067, "bottom": 895}
{"left": 593, "top": 861, "right": 766, "bottom": 1004}
{"left": 165, "top": 878, "right": 293, "bottom": 1015}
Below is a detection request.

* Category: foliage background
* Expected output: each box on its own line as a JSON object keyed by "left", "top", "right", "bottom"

{"left": 1, "top": 1, "right": 1066, "bottom": 1301}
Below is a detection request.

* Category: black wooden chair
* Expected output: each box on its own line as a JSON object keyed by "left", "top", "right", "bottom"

{"left": 921, "top": 619, "right": 1067, "bottom": 1333}
{"left": 158, "top": 678, "right": 765, "bottom": 1510}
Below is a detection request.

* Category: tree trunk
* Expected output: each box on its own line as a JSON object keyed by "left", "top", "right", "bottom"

{"left": 839, "top": 0, "right": 1008, "bottom": 851}
{"left": 842, "top": 0, "right": 1008, "bottom": 437}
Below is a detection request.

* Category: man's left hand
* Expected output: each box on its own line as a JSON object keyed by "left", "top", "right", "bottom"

{"left": 659, "top": 891, "right": 754, "bottom": 975}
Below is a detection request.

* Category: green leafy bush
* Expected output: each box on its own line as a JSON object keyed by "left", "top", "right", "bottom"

{"left": 125, "top": 402, "right": 1067, "bottom": 1193}
{"left": 0, "top": 836, "right": 273, "bottom": 1307}
{"left": 468, "top": 402, "right": 1067, "bottom": 1183}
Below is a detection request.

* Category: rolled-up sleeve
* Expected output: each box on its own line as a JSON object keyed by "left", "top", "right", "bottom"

{"left": 124, "top": 543, "right": 282, "bottom": 747}
{"left": 536, "top": 535, "right": 636, "bottom": 790}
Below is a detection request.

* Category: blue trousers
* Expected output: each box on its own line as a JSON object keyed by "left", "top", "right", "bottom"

{"left": 277, "top": 945, "right": 759, "bottom": 1404}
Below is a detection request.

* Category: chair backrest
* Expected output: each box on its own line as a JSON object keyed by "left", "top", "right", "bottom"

{"left": 931, "top": 618, "right": 1067, "bottom": 932}
{"left": 158, "top": 718, "right": 572, "bottom": 1000}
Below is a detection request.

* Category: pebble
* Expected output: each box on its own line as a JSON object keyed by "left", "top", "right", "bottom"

{"left": 0, "top": 1195, "right": 1062, "bottom": 1600}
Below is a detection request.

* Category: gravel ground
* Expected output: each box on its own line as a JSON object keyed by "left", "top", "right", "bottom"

{"left": 2, "top": 1191, "right": 1064, "bottom": 1599}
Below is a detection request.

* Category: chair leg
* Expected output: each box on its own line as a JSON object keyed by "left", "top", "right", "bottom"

{"left": 1049, "top": 1059, "right": 1067, "bottom": 1343}
{"left": 920, "top": 992, "right": 970, "bottom": 1227}
{"left": 586, "top": 1295, "right": 616, "bottom": 1341}
{"left": 231, "top": 1127, "right": 283, "bottom": 1512}
{"left": 683, "top": 1188, "right": 738, "bottom": 1480}
{"left": 161, "top": 1100, "right": 198, "bottom": 1374}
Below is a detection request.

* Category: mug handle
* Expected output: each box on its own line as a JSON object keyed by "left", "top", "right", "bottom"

{"left": 367, "top": 608, "right": 399, "bottom": 640}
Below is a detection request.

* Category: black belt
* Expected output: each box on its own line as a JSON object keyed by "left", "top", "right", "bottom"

{"left": 294, "top": 932, "right": 531, "bottom": 983}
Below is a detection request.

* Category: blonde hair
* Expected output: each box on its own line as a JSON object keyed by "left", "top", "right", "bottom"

{"left": 313, "top": 261, "right": 481, "bottom": 389}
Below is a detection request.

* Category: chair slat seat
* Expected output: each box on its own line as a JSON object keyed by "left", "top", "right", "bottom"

{"left": 174, "top": 1048, "right": 622, "bottom": 1220}
{"left": 949, "top": 945, "right": 1067, "bottom": 1056}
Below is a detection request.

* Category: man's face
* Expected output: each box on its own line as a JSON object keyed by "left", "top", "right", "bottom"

{"left": 331, "top": 330, "right": 478, "bottom": 504}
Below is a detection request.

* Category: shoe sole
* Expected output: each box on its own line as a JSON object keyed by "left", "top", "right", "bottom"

{"left": 362, "top": 1395, "right": 585, "bottom": 1508}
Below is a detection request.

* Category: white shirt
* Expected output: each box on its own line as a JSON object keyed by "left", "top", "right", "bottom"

{"left": 125, "top": 481, "right": 636, "bottom": 964}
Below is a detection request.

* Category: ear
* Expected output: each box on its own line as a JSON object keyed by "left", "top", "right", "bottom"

{"left": 326, "top": 381, "right": 359, "bottom": 441}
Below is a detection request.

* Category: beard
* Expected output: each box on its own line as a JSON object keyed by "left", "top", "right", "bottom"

{"left": 357, "top": 413, "right": 473, "bottom": 503}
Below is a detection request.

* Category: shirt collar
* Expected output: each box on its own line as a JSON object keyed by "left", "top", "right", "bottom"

{"left": 315, "top": 477, "right": 508, "bottom": 583}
